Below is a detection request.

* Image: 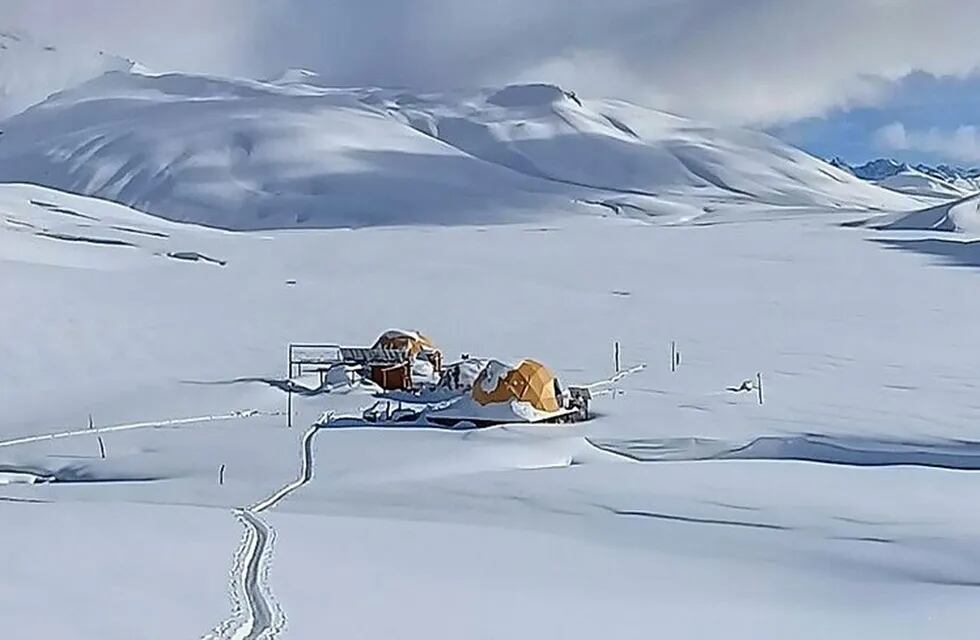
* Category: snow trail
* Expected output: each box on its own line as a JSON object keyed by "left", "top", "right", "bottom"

{"left": 203, "top": 424, "right": 321, "bottom": 640}
{"left": 0, "top": 410, "right": 270, "bottom": 450}
{"left": 583, "top": 363, "right": 647, "bottom": 395}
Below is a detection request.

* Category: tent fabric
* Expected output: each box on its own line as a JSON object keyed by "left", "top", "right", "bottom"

{"left": 471, "top": 359, "right": 561, "bottom": 413}
{"left": 373, "top": 330, "right": 438, "bottom": 359}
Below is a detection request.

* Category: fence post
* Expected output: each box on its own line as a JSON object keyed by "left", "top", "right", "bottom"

{"left": 89, "top": 414, "right": 106, "bottom": 459}
{"left": 219, "top": 464, "right": 226, "bottom": 485}
{"left": 612, "top": 341, "right": 622, "bottom": 399}
{"left": 670, "top": 341, "right": 677, "bottom": 372}
{"left": 756, "top": 372, "right": 764, "bottom": 405}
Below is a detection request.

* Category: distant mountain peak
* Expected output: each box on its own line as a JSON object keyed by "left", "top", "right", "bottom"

{"left": 267, "top": 68, "right": 323, "bottom": 85}
{"left": 830, "top": 157, "right": 980, "bottom": 199}
{"left": 852, "top": 158, "right": 909, "bottom": 180}
{"left": 486, "top": 84, "right": 570, "bottom": 108}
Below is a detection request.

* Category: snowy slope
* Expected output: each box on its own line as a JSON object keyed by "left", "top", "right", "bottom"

{"left": 0, "top": 72, "right": 916, "bottom": 229}
{"left": 834, "top": 157, "right": 980, "bottom": 200}
{"left": 3, "top": 182, "right": 980, "bottom": 638}
{"left": 924, "top": 165, "right": 980, "bottom": 194}
{"left": 877, "top": 193, "right": 980, "bottom": 233}
{"left": 391, "top": 84, "right": 912, "bottom": 209}
{"left": 0, "top": 29, "right": 135, "bottom": 119}
{"left": 0, "top": 182, "right": 226, "bottom": 269}
{"left": 876, "top": 167, "right": 968, "bottom": 199}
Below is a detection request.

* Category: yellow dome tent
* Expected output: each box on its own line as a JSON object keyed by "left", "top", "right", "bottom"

{"left": 471, "top": 359, "right": 562, "bottom": 414}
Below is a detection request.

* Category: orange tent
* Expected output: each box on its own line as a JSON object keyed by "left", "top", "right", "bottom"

{"left": 471, "top": 359, "right": 562, "bottom": 413}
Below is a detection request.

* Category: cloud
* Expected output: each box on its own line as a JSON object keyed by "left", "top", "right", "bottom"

{"left": 874, "top": 122, "right": 910, "bottom": 150}
{"left": 874, "top": 122, "right": 980, "bottom": 162}
{"left": 4, "top": 0, "right": 980, "bottom": 126}
{"left": 2, "top": 0, "right": 264, "bottom": 74}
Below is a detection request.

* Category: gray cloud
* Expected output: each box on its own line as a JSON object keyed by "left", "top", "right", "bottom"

{"left": 3, "top": 0, "right": 263, "bottom": 74}
{"left": 4, "top": 0, "right": 980, "bottom": 125}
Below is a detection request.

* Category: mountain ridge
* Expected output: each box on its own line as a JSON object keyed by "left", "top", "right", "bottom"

{"left": 831, "top": 157, "right": 980, "bottom": 199}
{"left": 0, "top": 69, "right": 916, "bottom": 230}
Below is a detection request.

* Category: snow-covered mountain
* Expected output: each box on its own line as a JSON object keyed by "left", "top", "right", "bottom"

{"left": 0, "top": 69, "right": 915, "bottom": 229}
{"left": 0, "top": 28, "right": 136, "bottom": 119}
{"left": 832, "top": 157, "right": 980, "bottom": 200}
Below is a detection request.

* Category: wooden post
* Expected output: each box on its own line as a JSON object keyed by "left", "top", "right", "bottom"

{"left": 756, "top": 372, "right": 764, "bottom": 405}
{"left": 219, "top": 464, "right": 226, "bottom": 485}
{"left": 613, "top": 341, "right": 621, "bottom": 399}
{"left": 287, "top": 343, "right": 294, "bottom": 429}
{"left": 670, "top": 341, "right": 677, "bottom": 372}
{"left": 89, "top": 414, "right": 106, "bottom": 460}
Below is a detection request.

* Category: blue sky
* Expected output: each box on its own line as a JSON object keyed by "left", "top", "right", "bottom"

{"left": 772, "top": 73, "right": 980, "bottom": 166}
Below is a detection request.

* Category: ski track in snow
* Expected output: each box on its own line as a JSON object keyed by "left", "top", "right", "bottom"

{"left": 203, "top": 424, "right": 321, "bottom": 640}
{"left": 0, "top": 408, "right": 294, "bottom": 638}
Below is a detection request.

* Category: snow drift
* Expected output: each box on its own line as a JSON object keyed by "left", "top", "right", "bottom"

{"left": 877, "top": 193, "right": 980, "bottom": 233}
{"left": 0, "top": 71, "right": 915, "bottom": 229}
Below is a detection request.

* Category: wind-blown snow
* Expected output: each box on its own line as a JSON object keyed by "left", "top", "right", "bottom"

{"left": 868, "top": 193, "right": 980, "bottom": 233}
{"left": 0, "top": 72, "right": 916, "bottom": 229}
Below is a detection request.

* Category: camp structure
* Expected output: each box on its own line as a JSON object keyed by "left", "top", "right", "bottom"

{"left": 427, "top": 359, "right": 590, "bottom": 427}
{"left": 291, "top": 336, "right": 602, "bottom": 429}
{"left": 435, "top": 357, "right": 486, "bottom": 393}
{"left": 367, "top": 330, "right": 443, "bottom": 391}
{"left": 472, "top": 359, "right": 562, "bottom": 413}
{"left": 287, "top": 330, "right": 443, "bottom": 393}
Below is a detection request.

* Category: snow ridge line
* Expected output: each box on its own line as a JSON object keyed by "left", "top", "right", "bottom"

{"left": 203, "top": 423, "right": 321, "bottom": 640}
{"left": 583, "top": 434, "right": 980, "bottom": 471}
{"left": 583, "top": 363, "right": 647, "bottom": 393}
{"left": 0, "top": 409, "right": 272, "bottom": 450}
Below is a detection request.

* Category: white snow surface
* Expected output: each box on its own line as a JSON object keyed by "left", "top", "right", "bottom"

{"left": 875, "top": 167, "right": 971, "bottom": 200}
{"left": 0, "top": 72, "right": 918, "bottom": 229}
{"left": 3, "top": 182, "right": 980, "bottom": 638}
{"left": 430, "top": 395, "right": 553, "bottom": 424}
{"left": 476, "top": 359, "right": 514, "bottom": 394}
{"left": 838, "top": 158, "right": 980, "bottom": 200}
{"left": 864, "top": 194, "right": 980, "bottom": 238}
